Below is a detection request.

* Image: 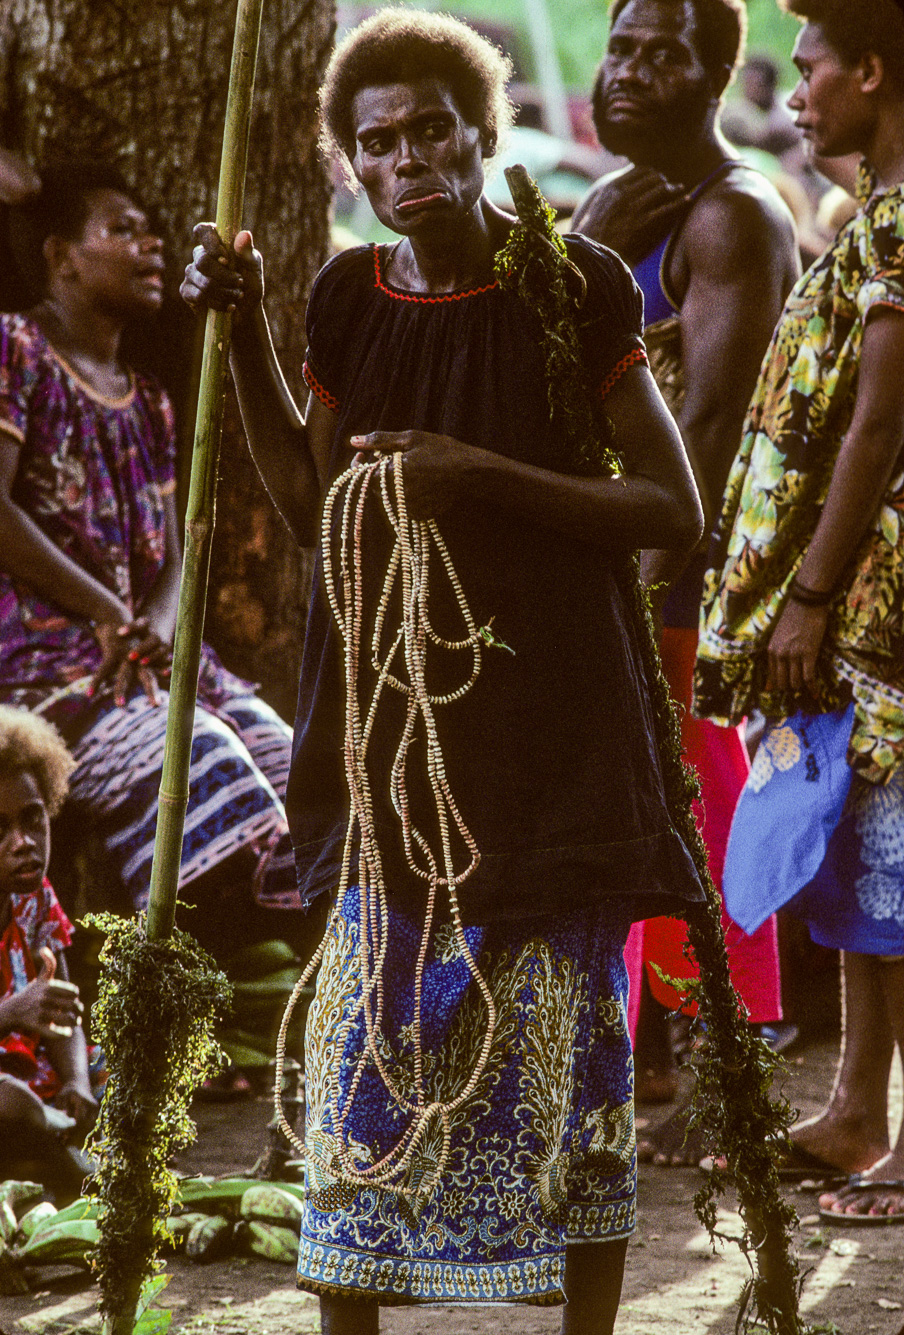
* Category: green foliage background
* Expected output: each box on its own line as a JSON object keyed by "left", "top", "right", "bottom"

{"left": 369, "top": 0, "right": 803, "bottom": 93}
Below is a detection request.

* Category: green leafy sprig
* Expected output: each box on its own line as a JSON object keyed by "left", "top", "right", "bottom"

{"left": 83, "top": 914, "right": 231, "bottom": 1321}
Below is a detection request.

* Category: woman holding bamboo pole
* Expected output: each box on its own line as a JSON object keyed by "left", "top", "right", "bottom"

{"left": 182, "top": 11, "right": 705, "bottom": 1333}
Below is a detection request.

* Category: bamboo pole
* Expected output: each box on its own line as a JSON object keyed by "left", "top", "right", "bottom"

{"left": 101, "top": 5, "right": 265, "bottom": 1334}
{"left": 145, "top": 0, "right": 265, "bottom": 944}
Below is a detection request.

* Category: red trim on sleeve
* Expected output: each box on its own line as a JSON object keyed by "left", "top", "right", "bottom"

{"left": 599, "top": 347, "right": 648, "bottom": 403}
{"left": 303, "top": 360, "right": 340, "bottom": 414}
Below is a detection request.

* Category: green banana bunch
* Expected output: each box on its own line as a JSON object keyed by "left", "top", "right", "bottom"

{"left": 185, "top": 1213, "right": 234, "bottom": 1262}
{"left": 220, "top": 939, "right": 311, "bottom": 1067}
{"left": 0, "top": 1199, "right": 17, "bottom": 1245}
{"left": 226, "top": 939, "right": 300, "bottom": 979}
{"left": 239, "top": 1183, "right": 304, "bottom": 1227}
{"left": 164, "top": 1211, "right": 209, "bottom": 1249}
{"left": 0, "top": 1180, "right": 43, "bottom": 1216}
{"left": 245, "top": 1220, "right": 298, "bottom": 1265}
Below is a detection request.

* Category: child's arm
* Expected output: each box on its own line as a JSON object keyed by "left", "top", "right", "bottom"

{"left": 44, "top": 952, "right": 97, "bottom": 1131}
{"left": 0, "top": 946, "right": 82, "bottom": 1038}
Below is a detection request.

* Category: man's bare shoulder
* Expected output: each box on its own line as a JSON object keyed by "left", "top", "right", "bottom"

{"left": 684, "top": 165, "right": 798, "bottom": 270}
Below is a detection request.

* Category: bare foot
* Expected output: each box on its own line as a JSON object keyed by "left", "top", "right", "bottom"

{"left": 791, "top": 1108, "right": 889, "bottom": 1177}
{"left": 819, "top": 1155, "right": 904, "bottom": 1220}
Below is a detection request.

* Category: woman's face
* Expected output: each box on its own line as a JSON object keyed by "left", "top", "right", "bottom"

{"left": 350, "top": 75, "right": 487, "bottom": 235}
{"left": 59, "top": 189, "right": 165, "bottom": 314}
{"left": 787, "top": 23, "right": 874, "bottom": 158}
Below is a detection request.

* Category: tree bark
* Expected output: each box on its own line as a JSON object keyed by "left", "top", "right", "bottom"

{"left": 0, "top": 0, "right": 335, "bottom": 718}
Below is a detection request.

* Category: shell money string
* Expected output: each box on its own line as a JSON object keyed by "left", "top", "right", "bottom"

{"left": 275, "top": 454, "right": 497, "bottom": 1200}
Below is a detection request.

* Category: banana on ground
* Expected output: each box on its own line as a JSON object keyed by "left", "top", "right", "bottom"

{"left": 245, "top": 1220, "right": 298, "bottom": 1265}
{"left": 185, "top": 1213, "right": 235, "bottom": 1262}
{"left": 240, "top": 1183, "right": 304, "bottom": 1227}
{"left": 0, "top": 1180, "right": 43, "bottom": 1217}
{"left": 15, "top": 1200, "right": 57, "bottom": 1241}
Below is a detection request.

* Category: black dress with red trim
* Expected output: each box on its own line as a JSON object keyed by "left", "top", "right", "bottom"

{"left": 288, "top": 234, "right": 704, "bottom": 925}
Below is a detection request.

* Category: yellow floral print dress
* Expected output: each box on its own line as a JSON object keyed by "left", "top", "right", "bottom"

{"left": 694, "top": 166, "right": 904, "bottom": 784}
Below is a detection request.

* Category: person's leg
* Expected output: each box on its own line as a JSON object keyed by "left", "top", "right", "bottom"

{"left": 562, "top": 1238, "right": 629, "bottom": 1335}
{"left": 319, "top": 1295, "right": 379, "bottom": 1334}
{"left": 820, "top": 956, "right": 904, "bottom": 1218}
{"left": 633, "top": 969, "right": 678, "bottom": 1106}
{"left": 793, "top": 950, "right": 893, "bottom": 1173}
{"left": 0, "top": 1073, "right": 65, "bottom": 1128}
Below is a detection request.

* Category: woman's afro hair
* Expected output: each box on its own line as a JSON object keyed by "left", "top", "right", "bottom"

{"left": 320, "top": 8, "right": 514, "bottom": 169}
{"left": 0, "top": 706, "right": 75, "bottom": 817}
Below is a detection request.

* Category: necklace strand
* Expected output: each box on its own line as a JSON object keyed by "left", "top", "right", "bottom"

{"left": 276, "top": 457, "right": 496, "bottom": 1201}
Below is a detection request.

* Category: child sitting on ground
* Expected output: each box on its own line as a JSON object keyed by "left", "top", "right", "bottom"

{"left": 0, "top": 705, "right": 100, "bottom": 1188}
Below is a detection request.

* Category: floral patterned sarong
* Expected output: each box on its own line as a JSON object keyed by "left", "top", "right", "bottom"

{"left": 694, "top": 167, "right": 904, "bottom": 784}
{"left": 296, "top": 889, "right": 635, "bottom": 1306}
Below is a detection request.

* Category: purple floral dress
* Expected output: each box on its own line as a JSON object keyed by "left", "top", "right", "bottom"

{"left": 0, "top": 315, "right": 298, "bottom": 909}
{"left": 0, "top": 313, "right": 240, "bottom": 722}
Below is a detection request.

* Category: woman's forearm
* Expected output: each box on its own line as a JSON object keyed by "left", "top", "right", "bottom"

{"left": 229, "top": 307, "right": 324, "bottom": 545}
{"left": 471, "top": 447, "right": 703, "bottom": 551}
{"left": 798, "top": 427, "right": 904, "bottom": 592}
{"left": 799, "top": 310, "right": 904, "bottom": 592}
{"left": 0, "top": 492, "right": 130, "bottom": 625}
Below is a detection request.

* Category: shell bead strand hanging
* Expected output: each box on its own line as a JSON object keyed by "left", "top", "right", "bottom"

{"left": 276, "top": 454, "right": 499, "bottom": 1203}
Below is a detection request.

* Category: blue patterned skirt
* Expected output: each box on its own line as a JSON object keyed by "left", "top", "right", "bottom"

{"left": 723, "top": 706, "right": 904, "bottom": 954}
{"left": 296, "top": 888, "right": 635, "bottom": 1306}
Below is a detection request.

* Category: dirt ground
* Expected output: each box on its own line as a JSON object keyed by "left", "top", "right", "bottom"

{"left": 5, "top": 1038, "right": 904, "bottom": 1335}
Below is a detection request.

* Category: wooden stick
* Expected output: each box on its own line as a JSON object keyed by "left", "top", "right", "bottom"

{"left": 145, "top": 0, "right": 264, "bottom": 944}
{"left": 103, "top": 4, "right": 265, "bottom": 1333}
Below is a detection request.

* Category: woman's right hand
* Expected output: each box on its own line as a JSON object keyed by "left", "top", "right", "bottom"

{"left": 89, "top": 616, "right": 171, "bottom": 708}
{"left": 180, "top": 224, "right": 264, "bottom": 321}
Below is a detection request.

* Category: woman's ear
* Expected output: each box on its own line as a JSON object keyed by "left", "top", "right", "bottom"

{"left": 42, "top": 234, "right": 74, "bottom": 280}
{"left": 482, "top": 132, "right": 497, "bottom": 160}
{"left": 859, "top": 51, "right": 885, "bottom": 96}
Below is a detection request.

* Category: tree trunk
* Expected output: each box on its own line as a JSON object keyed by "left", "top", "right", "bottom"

{"left": 0, "top": 0, "right": 335, "bottom": 718}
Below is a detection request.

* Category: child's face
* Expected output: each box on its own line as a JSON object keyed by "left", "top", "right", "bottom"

{"left": 0, "top": 770, "right": 50, "bottom": 898}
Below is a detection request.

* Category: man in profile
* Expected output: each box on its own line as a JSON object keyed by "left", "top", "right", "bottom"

{"left": 573, "top": 0, "right": 800, "bottom": 1165}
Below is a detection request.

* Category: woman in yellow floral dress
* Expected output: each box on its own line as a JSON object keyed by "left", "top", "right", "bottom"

{"left": 694, "top": 0, "right": 904, "bottom": 1222}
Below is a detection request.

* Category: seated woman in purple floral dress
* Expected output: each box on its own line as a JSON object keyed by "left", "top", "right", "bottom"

{"left": 0, "top": 163, "right": 298, "bottom": 929}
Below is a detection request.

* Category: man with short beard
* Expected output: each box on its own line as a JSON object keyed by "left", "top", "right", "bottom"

{"left": 573, "top": 0, "right": 800, "bottom": 1166}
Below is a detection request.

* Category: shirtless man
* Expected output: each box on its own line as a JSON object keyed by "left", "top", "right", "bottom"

{"left": 573, "top": 0, "right": 800, "bottom": 1164}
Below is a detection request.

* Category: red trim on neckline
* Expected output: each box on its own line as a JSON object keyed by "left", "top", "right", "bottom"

{"left": 373, "top": 246, "right": 499, "bottom": 304}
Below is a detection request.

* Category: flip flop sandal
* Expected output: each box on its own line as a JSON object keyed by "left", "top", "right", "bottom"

{"left": 818, "top": 1175, "right": 904, "bottom": 1226}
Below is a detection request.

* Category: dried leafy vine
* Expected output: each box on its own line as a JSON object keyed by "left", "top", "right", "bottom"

{"left": 495, "top": 166, "right": 808, "bottom": 1335}
{"left": 83, "top": 913, "right": 231, "bottom": 1327}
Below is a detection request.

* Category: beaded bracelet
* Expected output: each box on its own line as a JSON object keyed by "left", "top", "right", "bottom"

{"left": 788, "top": 575, "right": 836, "bottom": 607}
